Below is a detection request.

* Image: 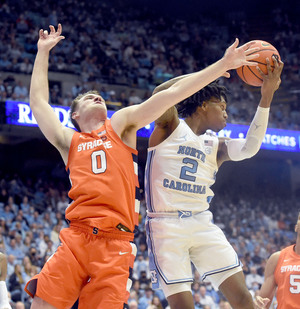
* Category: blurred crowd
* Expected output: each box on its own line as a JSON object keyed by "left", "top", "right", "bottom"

{"left": 0, "top": 169, "right": 298, "bottom": 308}
{"left": 0, "top": 0, "right": 300, "bottom": 130}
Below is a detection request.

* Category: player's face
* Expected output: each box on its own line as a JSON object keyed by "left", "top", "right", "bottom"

{"left": 205, "top": 96, "right": 228, "bottom": 132}
{"left": 78, "top": 93, "right": 107, "bottom": 117}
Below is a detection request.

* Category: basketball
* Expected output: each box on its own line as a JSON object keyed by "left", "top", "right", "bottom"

{"left": 236, "top": 40, "right": 281, "bottom": 87}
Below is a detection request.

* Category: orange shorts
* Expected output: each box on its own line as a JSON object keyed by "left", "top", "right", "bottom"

{"left": 24, "top": 224, "right": 136, "bottom": 309}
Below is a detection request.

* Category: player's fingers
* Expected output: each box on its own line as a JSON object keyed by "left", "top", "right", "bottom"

{"left": 244, "top": 60, "right": 258, "bottom": 66}
{"left": 49, "top": 25, "right": 55, "bottom": 34}
{"left": 266, "top": 57, "right": 272, "bottom": 72}
{"left": 278, "top": 60, "right": 284, "bottom": 72}
{"left": 228, "top": 38, "right": 239, "bottom": 50}
{"left": 245, "top": 47, "right": 259, "bottom": 55}
{"left": 58, "top": 23, "right": 62, "bottom": 35}
{"left": 222, "top": 72, "right": 230, "bottom": 78}
{"left": 262, "top": 298, "right": 270, "bottom": 305}
{"left": 39, "top": 29, "right": 44, "bottom": 38}
{"left": 256, "top": 65, "right": 265, "bottom": 76}
{"left": 246, "top": 53, "right": 259, "bottom": 60}
{"left": 57, "top": 36, "right": 65, "bottom": 42}
{"left": 240, "top": 41, "right": 256, "bottom": 51}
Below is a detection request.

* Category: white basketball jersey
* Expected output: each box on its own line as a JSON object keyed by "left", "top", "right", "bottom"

{"left": 145, "top": 119, "right": 219, "bottom": 213}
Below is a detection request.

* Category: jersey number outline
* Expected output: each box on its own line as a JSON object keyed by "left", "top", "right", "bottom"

{"left": 290, "top": 274, "right": 300, "bottom": 293}
{"left": 179, "top": 158, "right": 198, "bottom": 182}
{"left": 91, "top": 150, "right": 107, "bottom": 174}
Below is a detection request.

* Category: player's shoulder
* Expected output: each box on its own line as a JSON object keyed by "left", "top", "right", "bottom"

{"left": 268, "top": 251, "right": 281, "bottom": 266}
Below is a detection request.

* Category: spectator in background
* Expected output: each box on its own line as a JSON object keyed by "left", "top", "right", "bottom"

{"left": 56, "top": 191, "right": 68, "bottom": 213}
{"left": 245, "top": 267, "right": 263, "bottom": 293}
{"left": 6, "top": 255, "right": 15, "bottom": 279}
{"left": 8, "top": 264, "right": 24, "bottom": 302}
{"left": 71, "top": 81, "right": 82, "bottom": 98}
{"left": 118, "top": 90, "right": 129, "bottom": 107}
{"left": 13, "top": 81, "right": 29, "bottom": 101}
{"left": 19, "top": 196, "right": 30, "bottom": 216}
{"left": 138, "top": 287, "right": 154, "bottom": 309}
{"left": 193, "top": 292, "right": 203, "bottom": 309}
{"left": 129, "top": 299, "right": 138, "bottom": 309}
{"left": 19, "top": 58, "right": 33, "bottom": 74}
{"left": 198, "top": 285, "right": 216, "bottom": 309}
{"left": 133, "top": 253, "right": 149, "bottom": 281}
{"left": 147, "top": 295, "right": 163, "bottom": 309}
{"left": 6, "top": 239, "right": 24, "bottom": 264}
{"left": 15, "top": 301, "right": 26, "bottom": 309}
{"left": 128, "top": 90, "right": 142, "bottom": 105}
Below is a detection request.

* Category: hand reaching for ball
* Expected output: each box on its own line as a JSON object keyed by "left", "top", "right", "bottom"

{"left": 236, "top": 40, "right": 282, "bottom": 86}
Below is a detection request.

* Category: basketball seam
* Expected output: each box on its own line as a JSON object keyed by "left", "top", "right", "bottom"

{"left": 247, "top": 48, "right": 278, "bottom": 56}
{"left": 241, "top": 66, "right": 248, "bottom": 84}
{"left": 247, "top": 49, "right": 277, "bottom": 56}
{"left": 247, "top": 66, "right": 263, "bottom": 82}
{"left": 248, "top": 60, "right": 275, "bottom": 68}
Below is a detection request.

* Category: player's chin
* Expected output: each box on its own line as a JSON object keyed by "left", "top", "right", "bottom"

{"left": 214, "top": 121, "right": 226, "bottom": 132}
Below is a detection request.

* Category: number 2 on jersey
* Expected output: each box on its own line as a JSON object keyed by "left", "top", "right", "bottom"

{"left": 179, "top": 158, "right": 198, "bottom": 182}
{"left": 91, "top": 150, "right": 107, "bottom": 174}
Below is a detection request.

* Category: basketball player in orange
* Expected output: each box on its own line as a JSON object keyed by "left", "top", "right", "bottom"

{"left": 24, "top": 24, "right": 260, "bottom": 309}
{"left": 255, "top": 212, "right": 300, "bottom": 309}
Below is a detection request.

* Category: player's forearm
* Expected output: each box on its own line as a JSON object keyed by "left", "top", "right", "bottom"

{"left": 227, "top": 106, "right": 269, "bottom": 161}
{"left": 259, "top": 91, "right": 274, "bottom": 108}
{"left": 30, "top": 50, "right": 50, "bottom": 108}
{"left": 167, "top": 59, "right": 227, "bottom": 101}
{"left": 153, "top": 73, "right": 194, "bottom": 95}
{"left": 133, "top": 59, "right": 229, "bottom": 129}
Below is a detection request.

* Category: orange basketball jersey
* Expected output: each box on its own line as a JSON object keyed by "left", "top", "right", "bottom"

{"left": 274, "top": 245, "right": 300, "bottom": 309}
{"left": 65, "top": 119, "right": 140, "bottom": 235}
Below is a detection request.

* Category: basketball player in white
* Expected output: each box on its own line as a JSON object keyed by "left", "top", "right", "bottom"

{"left": 144, "top": 55, "right": 283, "bottom": 309}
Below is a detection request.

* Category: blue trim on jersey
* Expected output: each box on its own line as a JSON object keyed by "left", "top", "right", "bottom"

{"left": 146, "top": 218, "right": 193, "bottom": 287}
{"left": 145, "top": 150, "right": 155, "bottom": 212}
{"left": 201, "top": 253, "right": 241, "bottom": 281}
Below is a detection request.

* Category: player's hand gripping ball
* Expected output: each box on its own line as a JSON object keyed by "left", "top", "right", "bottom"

{"left": 236, "top": 40, "right": 281, "bottom": 87}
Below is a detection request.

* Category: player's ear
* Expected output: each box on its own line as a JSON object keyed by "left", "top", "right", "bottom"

{"left": 72, "top": 111, "right": 79, "bottom": 120}
{"left": 201, "top": 101, "right": 207, "bottom": 111}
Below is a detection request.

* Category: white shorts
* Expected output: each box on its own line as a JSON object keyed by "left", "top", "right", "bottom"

{"left": 146, "top": 210, "right": 242, "bottom": 296}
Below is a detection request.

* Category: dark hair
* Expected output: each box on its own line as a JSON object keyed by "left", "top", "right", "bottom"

{"left": 177, "top": 81, "right": 228, "bottom": 118}
{"left": 70, "top": 90, "right": 100, "bottom": 132}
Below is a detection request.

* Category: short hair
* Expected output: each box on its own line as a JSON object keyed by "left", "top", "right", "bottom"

{"left": 176, "top": 81, "right": 228, "bottom": 118}
{"left": 70, "top": 90, "right": 100, "bottom": 132}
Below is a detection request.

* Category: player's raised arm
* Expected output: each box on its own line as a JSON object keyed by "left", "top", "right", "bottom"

{"left": 217, "top": 55, "right": 284, "bottom": 166}
{"left": 30, "top": 24, "right": 73, "bottom": 157}
{"left": 112, "top": 39, "right": 259, "bottom": 135}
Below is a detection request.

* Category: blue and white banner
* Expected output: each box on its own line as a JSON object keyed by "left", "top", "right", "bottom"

{"left": 5, "top": 100, "right": 300, "bottom": 152}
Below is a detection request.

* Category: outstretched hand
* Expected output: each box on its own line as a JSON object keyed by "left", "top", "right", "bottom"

{"left": 222, "top": 38, "right": 259, "bottom": 77}
{"left": 37, "top": 24, "right": 65, "bottom": 52}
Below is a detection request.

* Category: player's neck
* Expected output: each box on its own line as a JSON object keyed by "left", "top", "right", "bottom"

{"left": 184, "top": 116, "right": 207, "bottom": 135}
{"left": 80, "top": 118, "right": 106, "bottom": 133}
